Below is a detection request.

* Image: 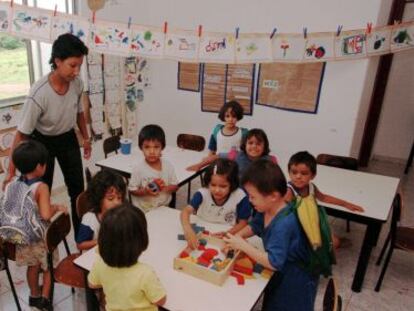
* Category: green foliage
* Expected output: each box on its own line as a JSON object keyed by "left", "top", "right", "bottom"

{"left": 0, "top": 34, "right": 25, "bottom": 50}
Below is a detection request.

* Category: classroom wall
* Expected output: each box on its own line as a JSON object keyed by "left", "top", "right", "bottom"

{"left": 79, "top": 0, "right": 388, "bottom": 163}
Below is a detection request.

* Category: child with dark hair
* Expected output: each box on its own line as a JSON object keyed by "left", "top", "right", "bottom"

{"left": 188, "top": 128, "right": 277, "bottom": 180}
{"left": 76, "top": 170, "right": 126, "bottom": 251}
{"left": 224, "top": 159, "right": 318, "bottom": 311}
{"left": 129, "top": 124, "right": 178, "bottom": 212}
{"left": 181, "top": 158, "right": 252, "bottom": 249}
{"left": 5, "top": 140, "right": 67, "bottom": 310}
{"left": 88, "top": 204, "right": 166, "bottom": 310}
{"left": 285, "top": 151, "right": 364, "bottom": 248}
{"left": 208, "top": 100, "right": 248, "bottom": 155}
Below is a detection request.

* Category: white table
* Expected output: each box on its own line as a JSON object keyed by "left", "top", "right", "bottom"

{"left": 75, "top": 207, "right": 269, "bottom": 311}
{"left": 96, "top": 145, "right": 209, "bottom": 204}
{"left": 294, "top": 164, "right": 400, "bottom": 292}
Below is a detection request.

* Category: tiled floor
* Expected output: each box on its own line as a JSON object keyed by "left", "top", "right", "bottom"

{"left": 1, "top": 159, "right": 413, "bottom": 310}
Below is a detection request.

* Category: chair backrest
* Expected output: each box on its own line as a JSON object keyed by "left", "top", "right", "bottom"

{"left": 323, "top": 278, "right": 341, "bottom": 311}
{"left": 103, "top": 135, "right": 121, "bottom": 158}
{"left": 85, "top": 167, "right": 93, "bottom": 185}
{"left": 177, "top": 134, "right": 206, "bottom": 152}
{"left": 45, "top": 212, "right": 71, "bottom": 253}
{"left": 316, "top": 154, "right": 358, "bottom": 171}
{"left": 76, "top": 191, "right": 94, "bottom": 219}
{"left": 0, "top": 241, "right": 16, "bottom": 261}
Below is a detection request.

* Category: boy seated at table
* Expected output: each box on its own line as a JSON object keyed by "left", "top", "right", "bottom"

{"left": 129, "top": 125, "right": 178, "bottom": 212}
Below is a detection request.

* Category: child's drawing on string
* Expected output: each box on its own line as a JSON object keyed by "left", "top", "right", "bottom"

{"left": 391, "top": 23, "right": 414, "bottom": 52}
{"left": 366, "top": 27, "right": 391, "bottom": 56}
{"left": 51, "top": 14, "right": 89, "bottom": 43}
{"left": 199, "top": 33, "right": 235, "bottom": 63}
{"left": 303, "top": 34, "right": 334, "bottom": 61}
{"left": 164, "top": 30, "right": 199, "bottom": 61}
{"left": 272, "top": 34, "right": 306, "bottom": 61}
{"left": 130, "top": 26, "right": 164, "bottom": 57}
{"left": 334, "top": 30, "right": 367, "bottom": 59}
{"left": 0, "top": 3, "right": 10, "bottom": 32}
{"left": 236, "top": 34, "right": 272, "bottom": 63}
{"left": 91, "top": 21, "right": 130, "bottom": 55}
{"left": 11, "top": 7, "right": 52, "bottom": 41}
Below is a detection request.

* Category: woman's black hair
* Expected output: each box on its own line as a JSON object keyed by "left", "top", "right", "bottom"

{"left": 288, "top": 151, "right": 317, "bottom": 175}
{"left": 86, "top": 170, "right": 127, "bottom": 213}
{"left": 12, "top": 140, "right": 48, "bottom": 175}
{"left": 49, "top": 33, "right": 88, "bottom": 70}
{"left": 240, "top": 128, "right": 270, "bottom": 156}
{"left": 218, "top": 101, "right": 244, "bottom": 121}
{"left": 138, "top": 124, "right": 166, "bottom": 149}
{"left": 241, "top": 159, "right": 287, "bottom": 196}
{"left": 98, "top": 203, "right": 149, "bottom": 267}
{"left": 203, "top": 158, "right": 239, "bottom": 192}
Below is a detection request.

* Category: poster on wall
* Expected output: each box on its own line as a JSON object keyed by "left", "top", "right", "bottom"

{"left": 177, "top": 62, "right": 201, "bottom": 92}
{"left": 303, "top": 33, "right": 334, "bottom": 62}
{"left": 334, "top": 30, "right": 367, "bottom": 60}
{"left": 11, "top": 5, "right": 52, "bottom": 42}
{"left": 51, "top": 13, "right": 90, "bottom": 44}
{"left": 90, "top": 20, "right": 131, "bottom": 56}
{"left": 201, "top": 63, "right": 227, "bottom": 112}
{"left": 0, "top": 2, "right": 11, "bottom": 32}
{"left": 225, "top": 64, "right": 255, "bottom": 115}
{"left": 272, "top": 33, "right": 306, "bottom": 62}
{"left": 164, "top": 29, "right": 200, "bottom": 62}
{"left": 366, "top": 26, "right": 392, "bottom": 56}
{"left": 199, "top": 32, "right": 236, "bottom": 63}
{"left": 130, "top": 25, "right": 165, "bottom": 58}
{"left": 235, "top": 33, "right": 272, "bottom": 63}
{"left": 256, "top": 62, "right": 325, "bottom": 113}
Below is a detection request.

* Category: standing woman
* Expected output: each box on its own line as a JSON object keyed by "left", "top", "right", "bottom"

{"left": 3, "top": 34, "right": 91, "bottom": 236}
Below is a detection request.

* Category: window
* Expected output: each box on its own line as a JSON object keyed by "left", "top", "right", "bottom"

{"left": 0, "top": 0, "right": 75, "bottom": 104}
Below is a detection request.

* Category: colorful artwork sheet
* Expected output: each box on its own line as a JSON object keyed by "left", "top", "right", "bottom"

{"left": 235, "top": 33, "right": 272, "bottom": 63}
{"left": 11, "top": 5, "right": 52, "bottom": 42}
{"left": 272, "top": 34, "right": 306, "bottom": 62}
{"left": 303, "top": 33, "right": 334, "bottom": 62}
{"left": 130, "top": 25, "right": 164, "bottom": 58}
{"left": 199, "top": 32, "right": 236, "bottom": 63}
{"left": 0, "top": 2, "right": 11, "bottom": 32}
{"left": 91, "top": 20, "right": 131, "bottom": 56}
{"left": 390, "top": 23, "right": 414, "bottom": 52}
{"left": 51, "top": 13, "right": 90, "bottom": 44}
{"left": 366, "top": 26, "right": 392, "bottom": 56}
{"left": 256, "top": 62, "right": 325, "bottom": 113}
{"left": 164, "top": 29, "right": 199, "bottom": 62}
{"left": 334, "top": 30, "right": 367, "bottom": 60}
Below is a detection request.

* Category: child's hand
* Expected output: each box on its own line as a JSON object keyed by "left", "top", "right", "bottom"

{"left": 53, "top": 204, "right": 68, "bottom": 214}
{"left": 184, "top": 230, "right": 199, "bottom": 249}
{"left": 186, "top": 164, "right": 201, "bottom": 172}
{"left": 346, "top": 203, "right": 365, "bottom": 212}
{"left": 223, "top": 233, "right": 247, "bottom": 252}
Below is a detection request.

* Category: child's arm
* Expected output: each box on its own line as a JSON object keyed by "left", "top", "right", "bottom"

{"left": 186, "top": 154, "right": 218, "bottom": 171}
{"left": 77, "top": 240, "right": 97, "bottom": 251}
{"left": 284, "top": 187, "right": 295, "bottom": 203}
{"left": 163, "top": 184, "right": 178, "bottom": 193}
{"left": 314, "top": 185, "right": 364, "bottom": 212}
{"left": 36, "top": 183, "right": 67, "bottom": 220}
{"left": 227, "top": 219, "right": 248, "bottom": 235}
{"left": 180, "top": 205, "right": 199, "bottom": 249}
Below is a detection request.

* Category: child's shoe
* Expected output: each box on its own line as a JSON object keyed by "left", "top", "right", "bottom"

{"left": 29, "top": 296, "right": 43, "bottom": 310}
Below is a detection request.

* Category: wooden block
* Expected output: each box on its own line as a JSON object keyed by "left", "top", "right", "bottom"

{"left": 235, "top": 257, "right": 254, "bottom": 269}
{"left": 177, "top": 234, "right": 186, "bottom": 240}
{"left": 233, "top": 264, "right": 253, "bottom": 276}
{"left": 261, "top": 268, "right": 273, "bottom": 279}
{"left": 230, "top": 271, "right": 245, "bottom": 285}
{"left": 253, "top": 263, "right": 264, "bottom": 274}
{"left": 179, "top": 250, "right": 189, "bottom": 258}
{"left": 201, "top": 248, "right": 218, "bottom": 261}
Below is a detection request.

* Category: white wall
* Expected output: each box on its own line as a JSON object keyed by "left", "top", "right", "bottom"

{"left": 78, "top": 0, "right": 387, "bottom": 163}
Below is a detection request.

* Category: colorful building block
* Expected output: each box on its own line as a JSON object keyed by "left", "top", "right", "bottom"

{"left": 230, "top": 271, "right": 245, "bottom": 285}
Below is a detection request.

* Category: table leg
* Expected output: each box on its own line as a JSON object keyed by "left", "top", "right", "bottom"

{"left": 351, "top": 222, "right": 381, "bottom": 292}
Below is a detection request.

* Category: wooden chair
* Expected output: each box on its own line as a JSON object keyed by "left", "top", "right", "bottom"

{"left": 76, "top": 191, "right": 94, "bottom": 219}
{"left": 45, "top": 212, "right": 86, "bottom": 302}
{"left": 103, "top": 135, "right": 120, "bottom": 158}
{"left": 375, "top": 193, "right": 413, "bottom": 291}
{"left": 85, "top": 167, "right": 93, "bottom": 185}
{"left": 323, "top": 278, "right": 342, "bottom": 311}
{"left": 0, "top": 240, "right": 22, "bottom": 311}
{"left": 177, "top": 134, "right": 206, "bottom": 202}
{"left": 316, "top": 153, "right": 359, "bottom": 232}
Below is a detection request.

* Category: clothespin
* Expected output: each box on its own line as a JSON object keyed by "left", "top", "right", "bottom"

{"left": 127, "top": 16, "right": 132, "bottom": 29}
{"left": 10, "top": 0, "right": 14, "bottom": 8}
{"left": 270, "top": 27, "right": 277, "bottom": 39}
{"left": 235, "top": 27, "right": 240, "bottom": 39}
{"left": 303, "top": 27, "right": 308, "bottom": 39}
{"left": 336, "top": 25, "right": 343, "bottom": 37}
{"left": 366, "top": 22, "right": 372, "bottom": 35}
{"left": 163, "top": 21, "right": 168, "bottom": 34}
{"left": 53, "top": 4, "right": 58, "bottom": 17}
{"left": 92, "top": 11, "right": 96, "bottom": 24}
{"left": 198, "top": 25, "right": 203, "bottom": 37}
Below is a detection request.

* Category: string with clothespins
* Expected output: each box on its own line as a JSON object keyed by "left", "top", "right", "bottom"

{"left": 127, "top": 16, "right": 132, "bottom": 29}
{"left": 336, "top": 25, "right": 343, "bottom": 37}
{"left": 198, "top": 25, "right": 203, "bottom": 37}
{"left": 53, "top": 4, "right": 58, "bottom": 17}
{"left": 163, "top": 21, "right": 168, "bottom": 35}
{"left": 10, "top": 0, "right": 14, "bottom": 8}
{"left": 303, "top": 27, "right": 308, "bottom": 39}
{"left": 235, "top": 27, "right": 240, "bottom": 39}
{"left": 270, "top": 27, "right": 277, "bottom": 39}
{"left": 366, "top": 22, "right": 373, "bottom": 35}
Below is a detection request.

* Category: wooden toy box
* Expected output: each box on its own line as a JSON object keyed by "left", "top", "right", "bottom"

{"left": 173, "top": 234, "right": 240, "bottom": 286}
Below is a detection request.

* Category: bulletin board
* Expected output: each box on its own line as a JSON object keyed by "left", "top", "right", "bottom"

{"left": 201, "top": 63, "right": 227, "bottom": 112}
{"left": 225, "top": 64, "right": 255, "bottom": 115}
{"left": 177, "top": 62, "right": 202, "bottom": 92}
{"left": 256, "top": 62, "right": 325, "bottom": 113}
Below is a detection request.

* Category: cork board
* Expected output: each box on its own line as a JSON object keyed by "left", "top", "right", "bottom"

{"left": 256, "top": 62, "right": 325, "bottom": 113}
{"left": 201, "top": 63, "right": 227, "bottom": 112}
{"left": 177, "top": 62, "right": 201, "bottom": 92}
{"left": 225, "top": 64, "right": 254, "bottom": 115}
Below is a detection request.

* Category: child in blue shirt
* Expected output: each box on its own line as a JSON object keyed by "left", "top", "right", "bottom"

{"left": 181, "top": 158, "right": 251, "bottom": 249}
{"left": 224, "top": 159, "right": 318, "bottom": 311}
{"left": 207, "top": 101, "right": 248, "bottom": 155}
